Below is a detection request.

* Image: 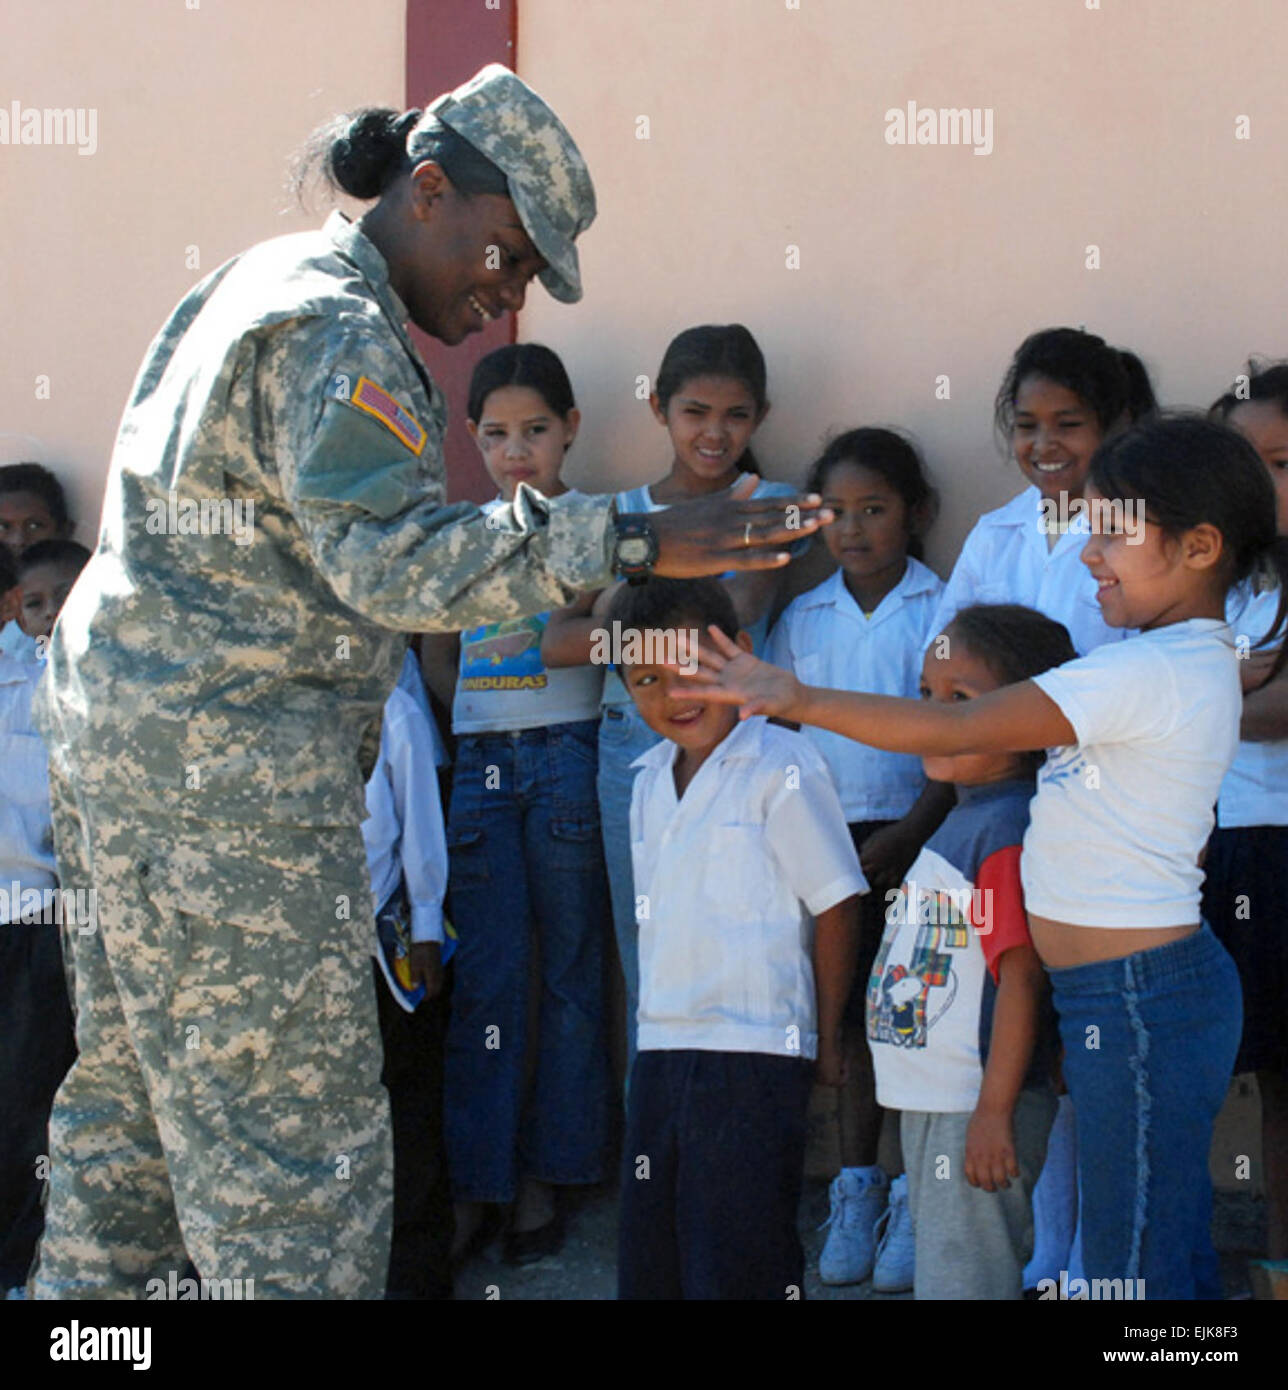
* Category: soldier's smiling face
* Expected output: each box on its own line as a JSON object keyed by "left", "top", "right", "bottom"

{"left": 402, "top": 165, "right": 547, "bottom": 344}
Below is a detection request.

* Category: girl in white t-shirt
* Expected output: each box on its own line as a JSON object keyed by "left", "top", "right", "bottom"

{"left": 683, "top": 414, "right": 1288, "bottom": 1300}
{"left": 1205, "top": 363, "right": 1288, "bottom": 1266}
{"left": 423, "top": 344, "right": 611, "bottom": 1268}
{"left": 930, "top": 326, "right": 1158, "bottom": 1287}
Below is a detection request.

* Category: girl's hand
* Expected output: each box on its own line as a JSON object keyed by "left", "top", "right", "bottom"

{"left": 647, "top": 473, "right": 833, "bottom": 577}
{"left": 409, "top": 941, "right": 444, "bottom": 1001}
{"left": 859, "top": 824, "right": 919, "bottom": 893}
{"left": 815, "top": 1034, "right": 847, "bottom": 1088}
{"left": 676, "top": 625, "right": 806, "bottom": 719}
{"left": 964, "top": 1106, "right": 1019, "bottom": 1191}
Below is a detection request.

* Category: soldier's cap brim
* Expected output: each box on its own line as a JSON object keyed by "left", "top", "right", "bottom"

{"left": 418, "top": 64, "right": 592, "bottom": 305}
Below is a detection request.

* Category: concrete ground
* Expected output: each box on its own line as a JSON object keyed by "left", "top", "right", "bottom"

{"left": 453, "top": 1075, "right": 1270, "bottom": 1301}
{"left": 453, "top": 1179, "right": 1265, "bottom": 1301}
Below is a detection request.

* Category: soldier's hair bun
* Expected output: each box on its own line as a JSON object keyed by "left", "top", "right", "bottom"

{"left": 326, "top": 107, "right": 420, "bottom": 199}
{"left": 293, "top": 107, "right": 419, "bottom": 204}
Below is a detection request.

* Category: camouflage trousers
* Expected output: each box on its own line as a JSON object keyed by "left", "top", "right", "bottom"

{"left": 31, "top": 768, "right": 392, "bottom": 1299}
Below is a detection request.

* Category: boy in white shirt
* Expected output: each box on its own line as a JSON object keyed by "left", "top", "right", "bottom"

{"left": 610, "top": 578, "right": 867, "bottom": 1299}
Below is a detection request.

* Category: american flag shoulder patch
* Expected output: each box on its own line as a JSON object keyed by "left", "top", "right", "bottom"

{"left": 326, "top": 373, "right": 426, "bottom": 455}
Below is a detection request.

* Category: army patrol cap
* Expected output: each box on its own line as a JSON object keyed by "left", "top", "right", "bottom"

{"left": 407, "top": 63, "right": 596, "bottom": 304}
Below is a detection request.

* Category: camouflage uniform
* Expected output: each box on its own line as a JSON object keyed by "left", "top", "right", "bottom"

{"left": 32, "top": 66, "right": 610, "bottom": 1299}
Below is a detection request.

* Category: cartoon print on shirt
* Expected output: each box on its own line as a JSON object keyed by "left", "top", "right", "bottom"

{"left": 458, "top": 615, "right": 548, "bottom": 691}
{"left": 867, "top": 882, "right": 969, "bottom": 1048}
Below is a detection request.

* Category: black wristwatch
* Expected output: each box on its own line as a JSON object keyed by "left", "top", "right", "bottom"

{"left": 611, "top": 511, "right": 659, "bottom": 585}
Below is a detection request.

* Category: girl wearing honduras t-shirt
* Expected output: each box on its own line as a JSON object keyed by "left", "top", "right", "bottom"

{"left": 681, "top": 415, "right": 1288, "bottom": 1300}
{"left": 927, "top": 326, "right": 1158, "bottom": 1286}
{"left": 422, "top": 344, "right": 610, "bottom": 1267}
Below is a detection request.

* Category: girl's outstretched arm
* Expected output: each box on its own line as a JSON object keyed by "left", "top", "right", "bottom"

{"left": 683, "top": 625, "right": 1077, "bottom": 756}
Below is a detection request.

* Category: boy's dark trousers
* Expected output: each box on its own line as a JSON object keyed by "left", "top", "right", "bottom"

{"left": 617, "top": 1049, "right": 813, "bottom": 1300}
{"left": 372, "top": 959, "right": 454, "bottom": 1300}
{"left": 0, "top": 922, "right": 77, "bottom": 1288}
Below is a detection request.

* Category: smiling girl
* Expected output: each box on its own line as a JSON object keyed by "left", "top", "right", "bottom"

{"left": 680, "top": 415, "right": 1288, "bottom": 1300}
{"left": 427, "top": 344, "right": 611, "bottom": 1268}
{"left": 542, "top": 324, "right": 804, "bottom": 1078}
{"left": 1204, "top": 363, "right": 1288, "bottom": 1266}
{"left": 765, "top": 428, "right": 942, "bottom": 1289}
{"left": 930, "top": 327, "right": 1157, "bottom": 657}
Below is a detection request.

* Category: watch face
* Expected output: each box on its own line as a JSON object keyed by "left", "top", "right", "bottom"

{"left": 617, "top": 537, "right": 651, "bottom": 564}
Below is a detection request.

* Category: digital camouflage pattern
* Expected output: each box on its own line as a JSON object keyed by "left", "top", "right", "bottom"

{"left": 35, "top": 765, "right": 389, "bottom": 1299}
{"left": 32, "top": 205, "right": 612, "bottom": 1298}
{"left": 37, "top": 211, "right": 615, "bottom": 827}
{"left": 413, "top": 63, "right": 596, "bottom": 303}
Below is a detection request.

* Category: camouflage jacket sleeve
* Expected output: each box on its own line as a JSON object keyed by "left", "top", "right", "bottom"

{"left": 265, "top": 318, "right": 615, "bottom": 634}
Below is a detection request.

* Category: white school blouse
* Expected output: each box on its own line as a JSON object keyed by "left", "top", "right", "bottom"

{"left": 1218, "top": 581, "right": 1288, "bottom": 829}
{"left": 1022, "top": 620, "right": 1241, "bottom": 926}
{"left": 765, "top": 558, "right": 943, "bottom": 821}
{"left": 929, "top": 485, "right": 1127, "bottom": 656}
{"left": 629, "top": 716, "right": 868, "bottom": 1059}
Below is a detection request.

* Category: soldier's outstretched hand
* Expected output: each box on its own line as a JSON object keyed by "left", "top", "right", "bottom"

{"left": 649, "top": 473, "right": 833, "bottom": 577}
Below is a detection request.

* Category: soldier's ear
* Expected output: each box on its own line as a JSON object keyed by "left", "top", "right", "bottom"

{"left": 407, "top": 160, "right": 452, "bottom": 222}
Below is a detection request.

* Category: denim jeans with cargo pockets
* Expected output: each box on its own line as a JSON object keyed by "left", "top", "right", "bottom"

{"left": 442, "top": 719, "right": 611, "bottom": 1204}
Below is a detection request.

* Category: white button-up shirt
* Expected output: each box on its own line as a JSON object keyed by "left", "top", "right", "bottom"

{"left": 766, "top": 558, "right": 944, "bottom": 820}
{"left": 1, "top": 654, "right": 56, "bottom": 918}
{"left": 1219, "top": 580, "right": 1288, "bottom": 828}
{"left": 929, "top": 485, "right": 1128, "bottom": 656}
{"left": 630, "top": 716, "right": 868, "bottom": 1059}
{"left": 362, "top": 680, "right": 447, "bottom": 946}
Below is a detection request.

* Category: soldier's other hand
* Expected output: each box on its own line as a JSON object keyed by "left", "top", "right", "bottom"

{"left": 409, "top": 941, "right": 444, "bottom": 1000}
{"left": 649, "top": 473, "right": 832, "bottom": 577}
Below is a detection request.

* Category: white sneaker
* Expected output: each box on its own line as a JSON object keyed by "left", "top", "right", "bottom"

{"left": 872, "top": 1174, "right": 915, "bottom": 1293}
{"left": 818, "top": 1166, "right": 888, "bottom": 1285}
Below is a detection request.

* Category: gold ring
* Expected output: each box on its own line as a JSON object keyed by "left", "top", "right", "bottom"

{"left": 743, "top": 521, "right": 752, "bottom": 547}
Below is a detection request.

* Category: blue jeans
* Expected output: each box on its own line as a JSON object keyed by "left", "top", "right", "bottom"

{"left": 442, "top": 720, "right": 611, "bottom": 1203}
{"left": 1050, "top": 925, "right": 1241, "bottom": 1300}
{"left": 596, "top": 703, "right": 663, "bottom": 1078}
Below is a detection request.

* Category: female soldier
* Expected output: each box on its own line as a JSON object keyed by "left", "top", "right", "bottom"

{"left": 31, "top": 65, "right": 823, "bottom": 1300}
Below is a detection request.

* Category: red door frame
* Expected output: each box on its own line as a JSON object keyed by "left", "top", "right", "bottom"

{"left": 405, "top": 0, "right": 518, "bottom": 503}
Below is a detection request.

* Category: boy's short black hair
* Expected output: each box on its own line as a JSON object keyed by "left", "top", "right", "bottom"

{"left": 606, "top": 576, "right": 739, "bottom": 656}
{"left": 17, "top": 538, "right": 91, "bottom": 579}
{"left": 0, "top": 462, "right": 71, "bottom": 531}
{"left": 0, "top": 544, "right": 16, "bottom": 595}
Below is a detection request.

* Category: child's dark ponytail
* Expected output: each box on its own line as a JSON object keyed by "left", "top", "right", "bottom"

{"left": 1117, "top": 350, "right": 1158, "bottom": 425}
{"left": 994, "top": 327, "right": 1158, "bottom": 443}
